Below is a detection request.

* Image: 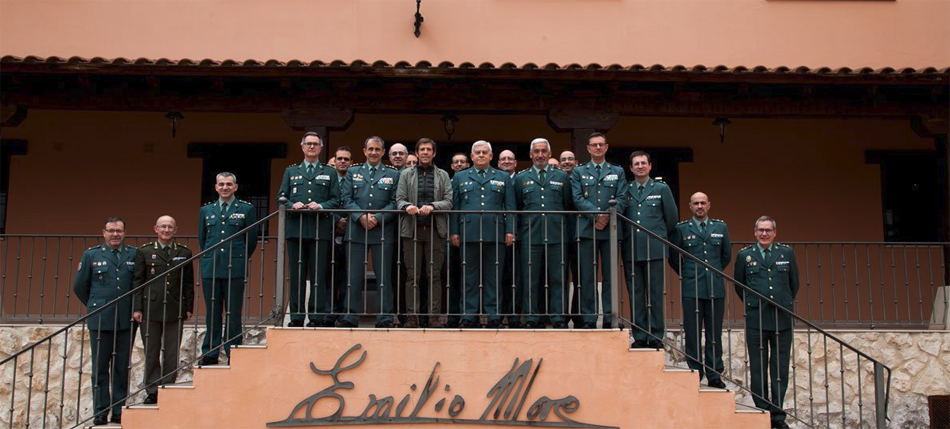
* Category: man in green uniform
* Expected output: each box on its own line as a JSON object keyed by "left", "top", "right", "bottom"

{"left": 132, "top": 215, "right": 194, "bottom": 404}
{"left": 734, "top": 216, "right": 799, "bottom": 429}
{"left": 514, "top": 138, "right": 572, "bottom": 329}
{"left": 278, "top": 132, "right": 341, "bottom": 327}
{"left": 669, "top": 192, "right": 730, "bottom": 388}
{"left": 198, "top": 172, "right": 258, "bottom": 365}
{"left": 623, "top": 151, "right": 677, "bottom": 346}
{"left": 339, "top": 136, "right": 400, "bottom": 328}
{"left": 570, "top": 133, "right": 627, "bottom": 329}
{"left": 73, "top": 216, "right": 136, "bottom": 425}
{"left": 450, "top": 140, "right": 515, "bottom": 328}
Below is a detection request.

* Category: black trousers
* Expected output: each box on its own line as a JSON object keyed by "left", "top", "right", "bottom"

{"left": 286, "top": 238, "right": 331, "bottom": 323}
{"left": 682, "top": 297, "right": 725, "bottom": 381}
{"left": 89, "top": 328, "right": 132, "bottom": 418}
{"left": 747, "top": 328, "right": 793, "bottom": 423}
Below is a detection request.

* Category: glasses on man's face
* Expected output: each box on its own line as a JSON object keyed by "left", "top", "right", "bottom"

{"left": 302, "top": 142, "right": 321, "bottom": 148}
{"left": 560, "top": 157, "right": 575, "bottom": 161}
{"left": 105, "top": 229, "right": 125, "bottom": 234}
{"left": 452, "top": 160, "right": 467, "bottom": 164}
{"left": 756, "top": 228, "right": 775, "bottom": 235}
{"left": 588, "top": 143, "right": 607, "bottom": 148}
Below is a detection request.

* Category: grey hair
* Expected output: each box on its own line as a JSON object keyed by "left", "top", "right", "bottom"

{"left": 216, "top": 171, "right": 237, "bottom": 183}
{"left": 299, "top": 132, "right": 322, "bottom": 145}
{"left": 471, "top": 140, "right": 492, "bottom": 153}
{"left": 754, "top": 215, "right": 777, "bottom": 230}
{"left": 530, "top": 138, "right": 551, "bottom": 152}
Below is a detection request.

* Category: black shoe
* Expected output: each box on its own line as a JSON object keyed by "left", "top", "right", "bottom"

{"left": 771, "top": 421, "right": 789, "bottom": 429}
{"left": 508, "top": 320, "right": 524, "bottom": 329}
{"left": 581, "top": 322, "right": 597, "bottom": 329}
{"left": 523, "top": 321, "right": 537, "bottom": 329}
{"left": 708, "top": 379, "right": 727, "bottom": 389}
{"left": 631, "top": 340, "right": 649, "bottom": 349}
{"left": 321, "top": 320, "right": 337, "bottom": 327}
{"left": 143, "top": 393, "right": 158, "bottom": 404}
{"left": 199, "top": 356, "right": 219, "bottom": 366}
{"left": 487, "top": 320, "right": 504, "bottom": 329}
{"left": 335, "top": 319, "right": 357, "bottom": 328}
{"left": 648, "top": 339, "right": 664, "bottom": 349}
{"left": 552, "top": 321, "right": 568, "bottom": 329}
{"left": 111, "top": 415, "right": 122, "bottom": 424}
{"left": 287, "top": 320, "right": 304, "bottom": 327}
{"left": 459, "top": 319, "right": 482, "bottom": 329}
{"left": 375, "top": 321, "right": 395, "bottom": 328}
{"left": 445, "top": 320, "right": 460, "bottom": 329}
{"left": 93, "top": 415, "right": 108, "bottom": 426}
{"left": 306, "top": 321, "right": 319, "bottom": 327}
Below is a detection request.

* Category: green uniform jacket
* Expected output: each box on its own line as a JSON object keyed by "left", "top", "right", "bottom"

{"left": 570, "top": 161, "right": 628, "bottom": 240}
{"left": 670, "top": 219, "right": 732, "bottom": 299}
{"left": 132, "top": 241, "right": 195, "bottom": 322}
{"left": 198, "top": 199, "right": 259, "bottom": 279}
{"left": 342, "top": 163, "right": 400, "bottom": 244}
{"left": 514, "top": 167, "right": 572, "bottom": 245}
{"left": 733, "top": 243, "right": 800, "bottom": 331}
{"left": 623, "top": 178, "right": 678, "bottom": 261}
{"left": 277, "top": 161, "right": 341, "bottom": 240}
{"left": 73, "top": 244, "right": 137, "bottom": 331}
{"left": 450, "top": 166, "right": 515, "bottom": 243}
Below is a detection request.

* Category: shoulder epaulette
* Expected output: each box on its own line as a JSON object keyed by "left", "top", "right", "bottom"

{"left": 676, "top": 220, "right": 689, "bottom": 225}
{"left": 175, "top": 242, "right": 190, "bottom": 249}
{"left": 238, "top": 199, "right": 252, "bottom": 205}
{"left": 203, "top": 201, "right": 216, "bottom": 206}
{"left": 711, "top": 218, "right": 725, "bottom": 223}
{"left": 285, "top": 164, "right": 297, "bottom": 170}
{"left": 655, "top": 178, "right": 667, "bottom": 184}
{"left": 352, "top": 163, "right": 364, "bottom": 167}
{"left": 517, "top": 168, "right": 531, "bottom": 175}
{"left": 140, "top": 242, "right": 155, "bottom": 248}
{"left": 739, "top": 245, "right": 754, "bottom": 251}
{"left": 382, "top": 165, "right": 396, "bottom": 170}
{"left": 87, "top": 245, "right": 100, "bottom": 250}
{"left": 776, "top": 243, "right": 791, "bottom": 248}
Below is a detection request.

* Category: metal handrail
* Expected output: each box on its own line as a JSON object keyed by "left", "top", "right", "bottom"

{"left": 615, "top": 212, "right": 892, "bottom": 428}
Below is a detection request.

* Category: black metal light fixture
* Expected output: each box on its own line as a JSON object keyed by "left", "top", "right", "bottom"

{"left": 165, "top": 112, "right": 185, "bottom": 137}
{"left": 441, "top": 114, "right": 459, "bottom": 142}
{"left": 712, "top": 117, "right": 731, "bottom": 144}
{"left": 414, "top": 0, "right": 424, "bottom": 38}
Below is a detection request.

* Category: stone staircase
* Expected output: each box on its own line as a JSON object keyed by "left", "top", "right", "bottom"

{"left": 121, "top": 329, "right": 768, "bottom": 429}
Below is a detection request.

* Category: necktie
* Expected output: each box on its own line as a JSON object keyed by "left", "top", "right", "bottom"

{"left": 163, "top": 246, "right": 171, "bottom": 258}
{"left": 700, "top": 221, "right": 706, "bottom": 234}
{"left": 307, "top": 164, "right": 314, "bottom": 177}
{"left": 539, "top": 169, "right": 546, "bottom": 183}
{"left": 638, "top": 184, "right": 644, "bottom": 197}
{"left": 112, "top": 249, "right": 120, "bottom": 259}
{"left": 479, "top": 170, "right": 485, "bottom": 177}
{"left": 595, "top": 165, "right": 601, "bottom": 177}
{"left": 369, "top": 166, "right": 377, "bottom": 181}
{"left": 221, "top": 202, "right": 228, "bottom": 217}
{"left": 764, "top": 247, "right": 771, "bottom": 262}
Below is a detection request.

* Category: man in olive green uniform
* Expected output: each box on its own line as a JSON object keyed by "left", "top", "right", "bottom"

{"left": 623, "top": 151, "right": 677, "bottom": 346}
{"left": 570, "top": 133, "right": 627, "bottom": 329}
{"left": 734, "top": 216, "right": 799, "bottom": 429}
{"left": 515, "top": 138, "right": 571, "bottom": 328}
{"left": 450, "top": 140, "right": 515, "bottom": 328}
{"left": 669, "top": 192, "right": 730, "bottom": 388}
{"left": 132, "top": 215, "right": 194, "bottom": 404}
{"left": 73, "top": 217, "right": 136, "bottom": 425}
{"left": 278, "top": 132, "right": 341, "bottom": 327}
{"left": 339, "top": 136, "right": 400, "bottom": 328}
{"left": 198, "top": 172, "right": 258, "bottom": 364}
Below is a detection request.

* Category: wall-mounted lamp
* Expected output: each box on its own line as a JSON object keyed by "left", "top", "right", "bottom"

{"left": 165, "top": 111, "right": 185, "bottom": 138}
{"left": 414, "top": 0, "right": 425, "bottom": 38}
{"left": 712, "top": 117, "right": 731, "bottom": 144}
{"left": 441, "top": 114, "right": 459, "bottom": 142}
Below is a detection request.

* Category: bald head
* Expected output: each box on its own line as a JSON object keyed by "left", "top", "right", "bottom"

{"left": 498, "top": 149, "right": 517, "bottom": 174}
{"left": 559, "top": 150, "right": 577, "bottom": 174}
{"left": 389, "top": 143, "right": 408, "bottom": 168}
{"left": 688, "top": 192, "right": 711, "bottom": 221}
{"left": 154, "top": 215, "right": 178, "bottom": 245}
